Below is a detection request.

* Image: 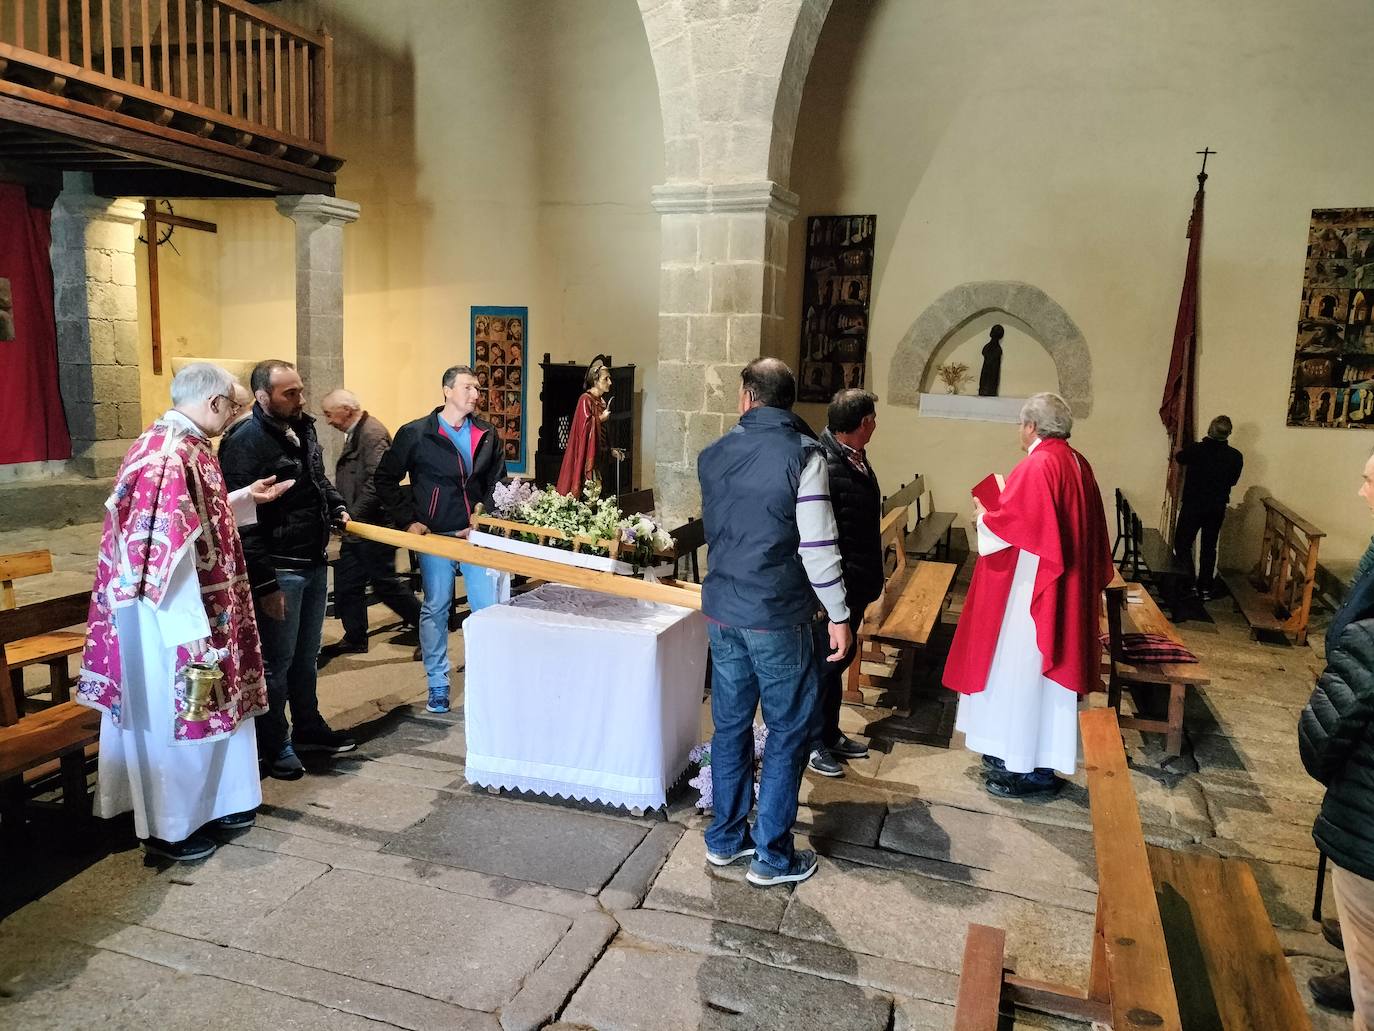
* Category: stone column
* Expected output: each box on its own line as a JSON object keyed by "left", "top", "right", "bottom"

{"left": 275, "top": 194, "right": 360, "bottom": 471}
{"left": 650, "top": 180, "right": 798, "bottom": 524}
{"left": 50, "top": 173, "right": 144, "bottom": 477}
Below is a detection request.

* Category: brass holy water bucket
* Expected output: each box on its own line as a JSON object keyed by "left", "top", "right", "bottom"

{"left": 183, "top": 661, "right": 224, "bottom": 721}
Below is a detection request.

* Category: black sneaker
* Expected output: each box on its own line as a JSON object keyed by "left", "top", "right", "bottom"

{"left": 746, "top": 849, "right": 818, "bottom": 887}
{"left": 807, "top": 749, "right": 844, "bottom": 778}
{"left": 214, "top": 809, "right": 257, "bottom": 831}
{"left": 320, "top": 638, "right": 368, "bottom": 657}
{"left": 143, "top": 833, "right": 217, "bottom": 862}
{"left": 830, "top": 734, "right": 869, "bottom": 760}
{"left": 986, "top": 771, "right": 1063, "bottom": 798}
{"left": 292, "top": 724, "right": 357, "bottom": 754}
{"left": 1309, "top": 966, "right": 1354, "bottom": 1011}
{"left": 264, "top": 743, "right": 306, "bottom": 780}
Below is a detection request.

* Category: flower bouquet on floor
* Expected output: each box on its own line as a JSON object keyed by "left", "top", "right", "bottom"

{"left": 472, "top": 479, "right": 676, "bottom": 578}
{"left": 688, "top": 725, "right": 768, "bottom": 813}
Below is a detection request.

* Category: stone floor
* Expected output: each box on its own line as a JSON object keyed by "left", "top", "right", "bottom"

{"left": 0, "top": 521, "right": 1354, "bottom": 1030}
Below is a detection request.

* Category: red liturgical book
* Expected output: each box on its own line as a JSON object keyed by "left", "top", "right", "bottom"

{"left": 971, "top": 473, "right": 1004, "bottom": 509}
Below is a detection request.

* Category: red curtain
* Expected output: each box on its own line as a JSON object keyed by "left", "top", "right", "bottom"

{"left": 0, "top": 183, "right": 71, "bottom": 464}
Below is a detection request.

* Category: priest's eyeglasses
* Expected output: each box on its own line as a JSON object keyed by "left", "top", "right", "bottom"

{"left": 212, "top": 394, "right": 244, "bottom": 417}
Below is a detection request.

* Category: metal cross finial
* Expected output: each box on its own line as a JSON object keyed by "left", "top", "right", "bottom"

{"left": 1196, "top": 147, "right": 1216, "bottom": 180}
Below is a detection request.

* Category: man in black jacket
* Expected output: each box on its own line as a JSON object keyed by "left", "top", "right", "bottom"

{"left": 318, "top": 389, "right": 421, "bottom": 656}
{"left": 220, "top": 359, "right": 355, "bottom": 780}
{"left": 1173, "top": 415, "right": 1244, "bottom": 599}
{"left": 1302, "top": 449, "right": 1374, "bottom": 1017}
{"left": 374, "top": 365, "right": 509, "bottom": 714}
{"left": 807, "top": 389, "right": 883, "bottom": 779}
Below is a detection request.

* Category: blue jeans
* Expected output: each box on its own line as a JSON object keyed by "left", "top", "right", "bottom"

{"left": 705, "top": 621, "right": 818, "bottom": 871}
{"left": 418, "top": 540, "right": 505, "bottom": 690}
{"left": 255, "top": 564, "right": 329, "bottom": 758}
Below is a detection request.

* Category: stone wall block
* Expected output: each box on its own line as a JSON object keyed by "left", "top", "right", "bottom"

{"left": 728, "top": 213, "right": 767, "bottom": 261}
{"left": 709, "top": 262, "right": 765, "bottom": 315}
{"left": 86, "top": 250, "right": 114, "bottom": 284}
{"left": 687, "top": 315, "right": 728, "bottom": 363}
{"left": 689, "top": 16, "right": 752, "bottom": 77}
{"left": 59, "top": 362, "right": 93, "bottom": 405}
{"left": 658, "top": 361, "right": 706, "bottom": 412}
{"left": 65, "top": 398, "right": 96, "bottom": 441}
{"left": 661, "top": 215, "right": 700, "bottom": 265}
{"left": 726, "top": 314, "right": 763, "bottom": 362}
{"left": 659, "top": 314, "right": 690, "bottom": 361}
{"left": 52, "top": 279, "right": 88, "bottom": 315}
{"left": 658, "top": 87, "right": 696, "bottom": 138}
{"left": 296, "top": 224, "right": 343, "bottom": 272}
{"left": 697, "top": 124, "right": 734, "bottom": 181}
{"left": 661, "top": 265, "right": 710, "bottom": 315}
{"left": 760, "top": 314, "right": 785, "bottom": 360}
{"left": 652, "top": 463, "right": 702, "bottom": 525}
{"left": 728, "top": 122, "right": 774, "bottom": 181}
{"left": 639, "top": 1, "right": 687, "bottom": 50}
{"left": 82, "top": 220, "right": 136, "bottom": 253}
{"left": 117, "top": 402, "right": 145, "bottom": 437}
{"left": 664, "top": 137, "right": 701, "bottom": 181}
{"left": 700, "top": 215, "right": 730, "bottom": 261}
{"left": 704, "top": 362, "right": 745, "bottom": 414}
{"left": 88, "top": 320, "right": 116, "bottom": 365}
{"left": 55, "top": 320, "right": 90, "bottom": 364}
{"left": 111, "top": 251, "right": 139, "bottom": 287}
{"left": 685, "top": 411, "right": 725, "bottom": 458}
{"left": 113, "top": 321, "right": 140, "bottom": 366}
{"left": 92, "top": 363, "right": 141, "bottom": 403}
{"left": 696, "top": 74, "right": 738, "bottom": 124}
{"left": 92, "top": 402, "right": 120, "bottom": 439}
{"left": 655, "top": 409, "right": 687, "bottom": 466}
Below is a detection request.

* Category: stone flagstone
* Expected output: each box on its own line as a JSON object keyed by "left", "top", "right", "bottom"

{"left": 644, "top": 829, "right": 791, "bottom": 933}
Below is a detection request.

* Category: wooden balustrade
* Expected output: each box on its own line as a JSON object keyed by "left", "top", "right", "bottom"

{"left": 0, "top": 0, "right": 333, "bottom": 154}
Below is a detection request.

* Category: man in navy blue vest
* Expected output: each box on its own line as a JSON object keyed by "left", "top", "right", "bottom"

{"left": 698, "top": 358, "right": 853, "bottom": 888}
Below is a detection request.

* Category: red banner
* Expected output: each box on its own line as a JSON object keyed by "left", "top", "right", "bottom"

{"left": 1159, "top": 179, "right": 1205, "bottom": 539}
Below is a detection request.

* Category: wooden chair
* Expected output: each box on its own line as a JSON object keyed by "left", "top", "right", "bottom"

{"left": 1, "top": 551, "right": 85, "bottom": 713}
{"left": 616, "top": 488, "right": 656, "bottom": 517}
{"left": 1222, "top": 497, "right": 1324, "bottom": 645}
{"left": 669, "top": 517, "right": 705, "bottom": 583}
{"left": 953, "top": 708, "right": 1308, "bottom": 1030}
{"left": 0, "top": 591, "right": 100, "bottom": 831}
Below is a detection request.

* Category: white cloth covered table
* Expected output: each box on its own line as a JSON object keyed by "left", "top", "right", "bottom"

{"left": 463, "top": 583, "right": 707, "bottom": 810}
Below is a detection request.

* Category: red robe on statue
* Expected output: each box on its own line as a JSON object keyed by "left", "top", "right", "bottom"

{"left": 555, "top": 391, "right": 606, "bottom": 498}
{"left": 943, "top": 437, "right": 1113, "bottom": 697}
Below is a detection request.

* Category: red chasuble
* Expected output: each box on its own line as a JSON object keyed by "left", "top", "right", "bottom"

{"left": 555, "top": 391, "right": 606, "bottom": 499}
{"left": 943, "top": 437, "right": 1113, "bottom": 696}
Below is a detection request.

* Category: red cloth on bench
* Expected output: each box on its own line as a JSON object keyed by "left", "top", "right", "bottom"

{"left": 1101, "top": 632, "right": 1198, "bottom": 665}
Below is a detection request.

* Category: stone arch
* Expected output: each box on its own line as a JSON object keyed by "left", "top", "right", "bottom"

{"left": 887, "top": 281, "right": 1094, "bottom": 417}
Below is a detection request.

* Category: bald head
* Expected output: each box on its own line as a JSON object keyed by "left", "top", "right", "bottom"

{"left": 740, "top": 358, "right": 796, "bottom": 412}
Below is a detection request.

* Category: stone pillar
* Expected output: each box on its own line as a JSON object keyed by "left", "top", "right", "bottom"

{"left": 50, "top": 173, "right": 144, "bottom": 477}
{"left": 650, "top": 181, "right": 798, "bottom": 524}
{"left": 275, "top": 194, "right": 360, "bottom": 471}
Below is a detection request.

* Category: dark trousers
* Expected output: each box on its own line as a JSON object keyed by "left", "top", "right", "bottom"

{"left": 334, "top": 538, "right": 422, "bottom": 643}
{"left": 1174, "top": 503, "right": 1226, "bottom": 592}
{"left": 255, "top": 564, "right": 329, "bottom": 759}
{"left": 809, "top": 609, "right": 864, "bottom": 752}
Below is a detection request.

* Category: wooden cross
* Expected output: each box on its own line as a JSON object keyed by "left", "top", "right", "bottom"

{"left": 143, "top": 199, "right": 218, "bottom": 375}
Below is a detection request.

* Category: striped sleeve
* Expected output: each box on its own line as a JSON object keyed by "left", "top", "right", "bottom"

{"left": 797, "top": 450, "right": 849, "bottom": 623}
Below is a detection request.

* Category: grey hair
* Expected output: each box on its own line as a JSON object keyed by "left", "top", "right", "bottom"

{"left": 1019, "top": 392, "right": 1073, "bottom": 439}
{"left": 321, "top": 388, "right": 361, "bottom": 411}
{"left": 170, "top": 362, "right": 236, "bottom": 407}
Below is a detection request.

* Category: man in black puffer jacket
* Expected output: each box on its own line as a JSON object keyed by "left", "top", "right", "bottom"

{"left": 807, "top": 389, "right": 884, "bottom": 779}
{"left": 1300, "top": 449, "right": 1374, "bottom": 1026}
{"left": 220, "top": 360, "right": 355, "bottom": 780}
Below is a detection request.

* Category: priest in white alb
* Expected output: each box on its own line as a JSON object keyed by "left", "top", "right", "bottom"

{"left": 943, "top": 392, "right": 1113, "bottom": 798}
{"left": 76, "top": 363, "right": 291, "bottom": 861}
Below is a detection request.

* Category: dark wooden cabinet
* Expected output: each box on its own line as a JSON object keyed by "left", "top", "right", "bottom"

{"left": 534, "top": 355, "right": 636, "bottom": 492}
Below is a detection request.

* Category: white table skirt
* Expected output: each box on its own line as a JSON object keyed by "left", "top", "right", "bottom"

{"left": 463, "top": 583, "right": 707, "bottom": 810}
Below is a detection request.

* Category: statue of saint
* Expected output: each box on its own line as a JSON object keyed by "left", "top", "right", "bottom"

{"left": 978, "top": 324, "right": 1005, "bottom": 397}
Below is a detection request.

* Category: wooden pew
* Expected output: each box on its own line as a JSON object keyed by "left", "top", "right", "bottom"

{"left": 1115, "top": 494, "right": 1189, "bottom": 603}
{"left": 1, "top": 551, "right": 85, "bottom": 713}
{"left": 885, "top": 475, "right": 956, "bottom": 560}
{"left": 953, "top": 708, "right": 1309, "bottom": 1030}
{"left": 0, "top": 591, "right": 100, "bottom": 829}
{"left": 844, "top": 505, "right": 958, "bottom": 703}
{"left": 1222, "top": 496, "right": 1324, "bottom": 645}
{"left": 1103, "top": 583, "right": 1210, "bottom": 757}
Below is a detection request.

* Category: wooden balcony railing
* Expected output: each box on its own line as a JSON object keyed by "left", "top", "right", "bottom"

{"left": 0, "top": 0, "right": 335, "bottom": 165}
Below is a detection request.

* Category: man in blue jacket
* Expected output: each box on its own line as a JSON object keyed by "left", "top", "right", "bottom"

{"left": 698, "top": 358, "right": 851, "bottom": 888}
{"left": 374, "top": 366, "right": 508, "bottom": 714}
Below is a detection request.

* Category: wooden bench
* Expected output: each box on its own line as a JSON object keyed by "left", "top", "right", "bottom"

{"left": 953, "top": 708, "right": 1309, "bottom": 1030}
{"left": 1114, "top": 493, "right": 1189, "bottom": 593}
{"left": 2, "top": 550, "right": 85, "bottom": 714}
{"left": 1222, "top": 496, "right": 1324, "bottom": 645}
{"left": 886, "top": 475, "right": 956, "bottom": 560}
{"left": 844, "top": 505, "right": 958, "bottom": 703}
{"left": 1103, "top": 583, "right": 1210, "bottom": 758}
{"left": 0, "top": 591, "right": 100, "bottom": 829}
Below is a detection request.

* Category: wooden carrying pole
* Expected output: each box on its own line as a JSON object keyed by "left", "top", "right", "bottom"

{"left": 344, "top": 521, "right": 702, "bottom": 611}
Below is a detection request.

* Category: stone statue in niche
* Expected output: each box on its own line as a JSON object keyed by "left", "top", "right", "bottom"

{"left": 978, "top": 323, "right": 1004, "bottom": 397}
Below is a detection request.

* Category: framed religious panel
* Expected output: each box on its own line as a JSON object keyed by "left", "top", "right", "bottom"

{"left": 471, "top": 305, "right": 529, "bottom": 471}
{"left": 1288, "top": 208, "right": 1374, "bottom": 428}
{"left": 798, "top": 214, "right": 876, "bottom": 403}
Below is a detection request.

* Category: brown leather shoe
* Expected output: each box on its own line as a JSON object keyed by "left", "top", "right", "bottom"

{"left": 1309, "top": 966, "right": 1354, "bottom": 1012}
